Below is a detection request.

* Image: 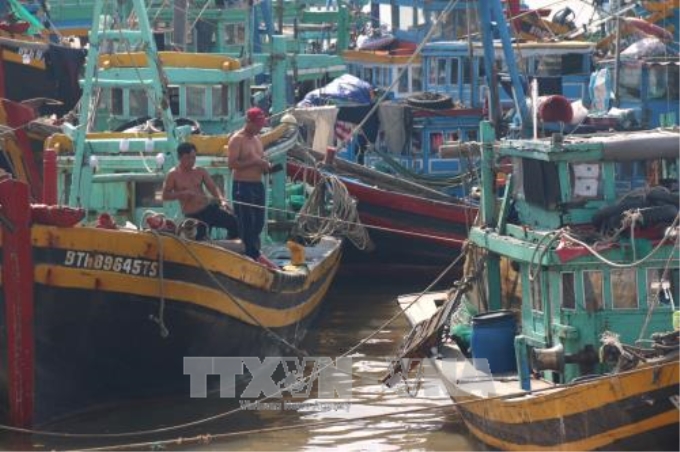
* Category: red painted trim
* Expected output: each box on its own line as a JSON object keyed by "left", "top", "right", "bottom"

{"left": 0, "top": 180, "right": 35, "bottom": 428}
{"left": 287, "top": 162, "right": 477, "bottom": 224}
{"left": 344, "top": 182, "right": 477, "bottom": 223}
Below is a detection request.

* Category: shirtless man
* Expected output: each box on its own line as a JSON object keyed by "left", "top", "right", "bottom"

{"left": 227, "top": 107, "right": 278, "bottom": 269}
{"left": 162, "top": 142, "right": 238, "bottom": 240}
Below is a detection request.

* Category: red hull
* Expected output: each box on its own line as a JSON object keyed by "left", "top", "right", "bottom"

{"left": 288, "top": 161, "right": 477, "bottom": 267}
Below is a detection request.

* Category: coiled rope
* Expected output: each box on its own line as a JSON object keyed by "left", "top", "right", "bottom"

{"left": 291, "top": 173, "right": 372, "bottom": 251}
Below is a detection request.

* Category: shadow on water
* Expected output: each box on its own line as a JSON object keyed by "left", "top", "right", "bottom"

{"left": 17, "top": 264, "right": 484, "bottom": 451}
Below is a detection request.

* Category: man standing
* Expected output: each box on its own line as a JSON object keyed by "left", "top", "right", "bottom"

{"left": 227, "top": 107, "right": 278, "bottom": 269}
{"left": 162, "top": 142, "right": 238, "bottom": 240}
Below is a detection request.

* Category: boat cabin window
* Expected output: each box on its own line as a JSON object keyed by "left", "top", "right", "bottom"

{"left": 535, "top": 54, "right": 587, "bottom": 77}
{"left": 186, "top": 85, "right": 207, "bottom": 117}
{"left": 129, "top": 89, "right": 149, "bottom": 117}
{"left": 561, "top": 272, "right": 576, "bottom": 310}
{"left": 570, "top": 163, "right": 603, "bottom": 200}
{"left": 397, "top": 6, "right": 414, "bottom": 31}
{"left": 212, "top": 85, "right": 229, "bottom": 116}
{"left": 450, "top": 58, "right": 459, "bottom": 85}
{"left": 583, "top": 270, "right": 604, "bottom": 312}
{"left": 111, "top": 88, "right": 124, "bottom": 115}
{"left": 536, "top": 55, "right": 563, "bottom": 77}
{"left": 611, "top": 268, "right": 638, "bottom": 309}
{"left": 412, "top": 66, "right": 423, "bottom": 92}
{"left": 237, "top": 81, "right": 246, "bottom": 113}
{"left": 398, "top": 68, "right": 409, "bottom": 93}
{"left": 615, "top": 161, "right": 649, "bottom": 195}
{"left": 363, "top": 67, "right": 374, "bottom": 84}
{"left": 97, "top": 87, "right": 111, "bottom": 112}
{"left": 462, "top": 58, "right": 472, "bottom": 84}
{"left": 647, "top": 268, "right": 679, "bottom": 307}
{"left": 224, "top": 23, "right": 245, "bottom": 45}
{"left": 135, "top": 181, "right": 163, "bottom": 208}
{"left": 649, "top": 64, "right": 680, "bottom": 100}
{"left": 618, "top": 61, "right": 643, "bottom": 100}
{"left": 615, "top": 158, "right": 678, "bottom": 195}
{"left": 169, "top": 86, "right": 180, "bottom": 115}
{"left": 518, "top": 158, "right": 561, "bottom": 209}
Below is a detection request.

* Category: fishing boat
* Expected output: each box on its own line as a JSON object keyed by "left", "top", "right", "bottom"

{"left": 0, "top": 0, "right": 84, "bottom": 115}
{"left": 0, "top": 0, "right": 344, "bottom": 429}
{"left": 335, "top": 0, "right": 597, "bottom": 196}
{"left": 388, "top": 123, "right": 680, "bottom": 450}
{"left": 288, "top": 143, "right": 477, "bottom": 268}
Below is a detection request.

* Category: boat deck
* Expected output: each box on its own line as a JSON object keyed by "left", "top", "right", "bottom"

{"left": 397, "top": 291, "right": 554, "bottom": 400}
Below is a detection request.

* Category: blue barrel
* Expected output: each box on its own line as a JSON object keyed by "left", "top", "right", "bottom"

{"left": 470, "top": 310, "right": 517, "bottom": 374}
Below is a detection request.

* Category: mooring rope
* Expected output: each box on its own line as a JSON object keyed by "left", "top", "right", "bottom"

{"left": 0, "top": 242, "right": 466, "bottom": 442}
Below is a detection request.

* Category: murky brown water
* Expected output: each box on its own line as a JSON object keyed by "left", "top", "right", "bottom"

{"left": 27, "top": 267, "right": 485, "bottom": 451}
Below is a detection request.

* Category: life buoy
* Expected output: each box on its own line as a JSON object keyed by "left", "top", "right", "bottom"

{"left": 592, "top": 190, "right": 679, "bottom": 231}
{"left": 593, "top": 197, "right": 649, "bottom": 231}
{"left": 406, "top": 92, "right": 454, "bottom": 110}
{"left": 356, "top": 33, "right": 396, "bottom": 51}
{"left": 145, "top": 213, "right": 176, "bottom": 234}
{"left": 31, "top": 205, "right": 85, "bottom": 227}
{"left": 95, "top": 212, "right": 118, "bottom": 229}
{"left": 638, "top": 204, "right": 679, "bottom": 227}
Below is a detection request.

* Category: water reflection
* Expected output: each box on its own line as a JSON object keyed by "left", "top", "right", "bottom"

{"left": 28, "top": 269, "right": 482, "bottom": 451}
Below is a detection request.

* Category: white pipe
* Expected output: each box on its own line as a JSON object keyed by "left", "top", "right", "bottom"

{"left": 532, "top": 79, "right": 538, "bottom": 140}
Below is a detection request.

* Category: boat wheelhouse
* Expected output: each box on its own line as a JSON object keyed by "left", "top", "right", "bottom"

{"left": 391, "top": 122, "right": 680, "bottom": 450}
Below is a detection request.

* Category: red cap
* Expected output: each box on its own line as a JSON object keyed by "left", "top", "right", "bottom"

{"left": 246, "top": 107, "right": 268, "bottom": 126}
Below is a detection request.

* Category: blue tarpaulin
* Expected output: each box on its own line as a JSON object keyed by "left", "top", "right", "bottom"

{"left": 297, "top": 74, "right": 374, "bottom": 107}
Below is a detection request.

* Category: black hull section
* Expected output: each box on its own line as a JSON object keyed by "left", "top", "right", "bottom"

{"left": 343, "top": 226, "right": 465, "bottom": 268}
{"left": 1, "top": 285, "right": 321, "bottom": 427}
{"left": 456, "top": 370, "right": 679, "bottom": 451}
{"left": 1, "top": 47, "right": 84, "bottom": 115}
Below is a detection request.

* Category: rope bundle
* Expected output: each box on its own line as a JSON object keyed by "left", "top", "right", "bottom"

{"left": 292, "top": 174, "right": 372, "bottom": 251}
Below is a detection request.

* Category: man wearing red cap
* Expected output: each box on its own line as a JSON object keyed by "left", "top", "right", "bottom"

{"left": 227, "top": 107, "right": 278, "bottom": 269}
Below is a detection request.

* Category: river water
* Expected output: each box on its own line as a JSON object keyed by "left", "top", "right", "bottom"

{"left": 31, "top": 267, "right": 484, "bottom": 451}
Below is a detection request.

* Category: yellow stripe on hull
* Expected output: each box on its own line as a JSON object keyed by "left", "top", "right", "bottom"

{"left": 466, "top": 409, "right": 679, "bottom": 451}
{"left": 460, "top": 362, "right": 678, "bottom": 423}
{"left": 22, "top": 225, "right": 342, "bottom": 327}
{"left": 33, "top": 257, "right": 339, "bottom": 328}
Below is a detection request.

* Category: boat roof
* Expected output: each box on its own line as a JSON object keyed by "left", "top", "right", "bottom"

{"left": 500, "top": 128, "right": 680, "bottom": 162}
{"left": 423, "top": 39, "right": 595, "bottom": 57}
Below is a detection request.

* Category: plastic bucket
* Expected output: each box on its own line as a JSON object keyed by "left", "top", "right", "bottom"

{"left": 470, "top": 310, "right": 517, "bottom": 374}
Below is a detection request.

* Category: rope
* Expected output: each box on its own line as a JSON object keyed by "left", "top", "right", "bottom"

{"left": 147, "top": 229, "right": 170, "bottom": 338}
{"left": 561, "top": 213, "right": 679, "bottom": 269}
{"left": 366, "top": 142, "right": 481, "bottom": 192}
{"left": 230, "top": 189, "right": 469, "bottom": 246}
{"left": 5, "top": 352, "right": 670, "bottom": 450}
{"left": 160, "top": 231, "right": 306, "bottom": 357}
{"left": 0, "top": 239, "right": 467, "bottom": 442}
{"left": 291, "top": 173, "right": 372, "bottom": 250}
{"left": 527, "top": 213, "right": 679, "bottom": 282}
